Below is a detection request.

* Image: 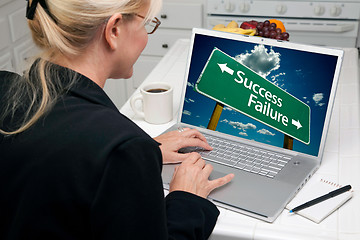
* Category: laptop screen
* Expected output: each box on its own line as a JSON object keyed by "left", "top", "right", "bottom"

{"left": 181, "top": 29, "right": 342, "bottom": 157}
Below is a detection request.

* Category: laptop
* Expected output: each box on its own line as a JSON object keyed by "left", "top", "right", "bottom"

{"left": 161, "top": 28, "right": 343, "bottom": 222}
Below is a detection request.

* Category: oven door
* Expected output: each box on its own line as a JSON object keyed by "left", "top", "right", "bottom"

{"left": 207, "top": 16, "right": 359, "bottom": 47}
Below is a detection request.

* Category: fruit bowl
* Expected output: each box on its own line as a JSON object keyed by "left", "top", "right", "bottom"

{"left": 213, "top": 19, "right": 290, "bottom": 41}
{"left": 213, "top": 21, "right": 257, "bottom": 36}
{"left": 241, "top": 19, "right": 290, "bottom": 40}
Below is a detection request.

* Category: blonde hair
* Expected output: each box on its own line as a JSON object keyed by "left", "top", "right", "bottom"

{"left": 0, "top": 0, "right": 162, "bottom": 135}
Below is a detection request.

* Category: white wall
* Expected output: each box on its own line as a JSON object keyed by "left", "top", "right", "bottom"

{"left": 0, "top": 0, "right": 39, "bottom": 74}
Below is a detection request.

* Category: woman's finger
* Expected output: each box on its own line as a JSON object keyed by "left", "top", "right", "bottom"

{"left": 183, "top": 152, "right": 202, "bottom": 164}
{"left": 208, "top": 173, "right": 235, "bottom": 190}
{"left": 163, "top": 152, "right": 195, "bottom": 164}
{"left": 177, "top": 138, "right": 213, "bottom": 151}
{"left": 194, "top": 157, "right": 206, "bottom": 169}
{"left": 180, "top": 129, "right": 209, "bottom": 143}
{"left": 202, "top": 163, "right": 214, "bottom": 178}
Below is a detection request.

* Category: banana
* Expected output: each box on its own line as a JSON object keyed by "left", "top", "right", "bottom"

{"left": 213, "top": 20, "right": 256, "bottom": 36}
{"left": 213, "top": 24, "right": 226, "bottom": 29}
{"left": 227, "top": 20, "right": 238, "bottom": 28}
{"left": 213, "top": 25, "right": 256, "bottom": 36}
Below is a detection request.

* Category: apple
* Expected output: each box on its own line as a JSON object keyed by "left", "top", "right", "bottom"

{"left": 240, "top": 21, "right": 257, "bottom": 29}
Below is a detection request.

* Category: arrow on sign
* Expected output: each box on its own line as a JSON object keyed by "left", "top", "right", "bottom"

{"left": 292, "top": 119, "right": 302, "bottom": 130}
{"left": 218, "top": 63, "right": 234, "bottom": 75}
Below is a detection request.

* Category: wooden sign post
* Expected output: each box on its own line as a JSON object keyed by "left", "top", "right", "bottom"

{"left": 207, "top": 102, "right": 224, "bottom": 130}
{"left": 283, "top": 135, "right": 294, "bottom": 150}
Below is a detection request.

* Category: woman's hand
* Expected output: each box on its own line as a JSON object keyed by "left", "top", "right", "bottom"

{"left": 169, "top": 153, "right": 234, "bottom": 198}
{"left": 154, "top": 128, "right": 213, "bottom": 164}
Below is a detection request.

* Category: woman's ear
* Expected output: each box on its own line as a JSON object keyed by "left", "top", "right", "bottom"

{"left": 104, "top": 13, "right": 123, "bottom": 50}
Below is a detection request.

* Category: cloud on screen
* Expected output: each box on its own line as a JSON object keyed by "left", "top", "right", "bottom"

{"left": 221, "top": 119, "right": 258, "bottom": 137}
{"left": 185, "top": 98, "right": 195, "bottom": 103}
{"left": 183, "top": 110, "right": 191, "bottom": 116}
{"left": 221, "top": 119, "right": 256, "bottom": 130}
{"left": 239, "top": 132, "right": 248, "bottom": 136}
{"left": 257, "top": 129, "right": 275, "bottom": 136}
{"left": 235, "top": 44, "right": 281, "bottom": 78}
{"left": 313, "top": 93, "right": 325, "bottom": 106}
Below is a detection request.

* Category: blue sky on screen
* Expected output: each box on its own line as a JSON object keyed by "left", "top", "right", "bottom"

{"left": 181, "top": 34, "right": 338, "bottom": 156}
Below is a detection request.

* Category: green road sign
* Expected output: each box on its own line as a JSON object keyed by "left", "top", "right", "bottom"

{"left": 195, "top": 48, "right": 310, "bottom": 144}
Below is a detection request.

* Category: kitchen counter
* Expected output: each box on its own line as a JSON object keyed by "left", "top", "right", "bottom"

{"left": 120, "top": 39, "right": 360, "bottom": 240}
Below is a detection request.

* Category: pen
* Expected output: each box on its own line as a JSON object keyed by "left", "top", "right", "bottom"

{"left": 289, "top": 184, "right": 352, "bottom": 213}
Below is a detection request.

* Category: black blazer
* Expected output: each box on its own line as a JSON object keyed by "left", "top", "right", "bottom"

{"left": 0, "top": 68, "right": 219, "bottom": 240}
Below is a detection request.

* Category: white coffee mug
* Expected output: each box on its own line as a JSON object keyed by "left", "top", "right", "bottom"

{"left": 130, "top": 82, "right": 173, "bottom": 124}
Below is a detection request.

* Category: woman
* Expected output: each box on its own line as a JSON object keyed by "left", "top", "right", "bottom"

{"left": 0, "top": 0, "right": 234, "bottom": 239}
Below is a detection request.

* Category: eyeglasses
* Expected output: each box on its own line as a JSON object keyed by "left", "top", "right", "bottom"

{"left": 135, "top": 14, "right": 161, "bottom": 34}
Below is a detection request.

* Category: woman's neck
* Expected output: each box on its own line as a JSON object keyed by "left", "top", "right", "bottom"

{"left": 52, "top": 42, "right": 111, "bottom": 89}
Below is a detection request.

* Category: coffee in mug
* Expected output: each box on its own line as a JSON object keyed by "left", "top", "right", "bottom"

{"left": 146, "top": 88, "right": 168, "bottom": 93}
{"left": 130, "top": 82, "right": 173, "bottom": 124}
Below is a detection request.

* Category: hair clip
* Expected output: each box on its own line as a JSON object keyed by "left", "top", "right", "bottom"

{"left": 26, "top": 0, "right": 57, "bottom": 23}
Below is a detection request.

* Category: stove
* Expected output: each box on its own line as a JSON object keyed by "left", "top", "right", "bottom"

{"left": 206, "top": 0, "right": 360, "bottom": 48}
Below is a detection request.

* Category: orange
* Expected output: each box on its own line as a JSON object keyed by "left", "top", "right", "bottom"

{"left": 269, "top": 19, "right": 286, "bottom": 32}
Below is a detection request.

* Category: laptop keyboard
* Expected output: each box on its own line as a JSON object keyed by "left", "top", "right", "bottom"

{"left": 186, "top": 133, "right": 292, "bottom": 178}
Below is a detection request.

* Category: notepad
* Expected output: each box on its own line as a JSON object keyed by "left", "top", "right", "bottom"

{"left": 286, "top": 178, "right": 353, "bottom": 223}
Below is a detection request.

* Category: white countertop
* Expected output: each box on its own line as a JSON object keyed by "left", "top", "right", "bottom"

{"left": 120, "top": 39, "right": 360, "bottom": 240}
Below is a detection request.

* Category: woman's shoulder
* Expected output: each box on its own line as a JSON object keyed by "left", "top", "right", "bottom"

{"left": 0, "top": 71, "right": 20, "bottom": 87}
{"left": 0, "top": 71, "right": 21, "bottom": 107}
{"left": 0, "top": 71, "right": 23, "bottom": 100}
{"left": 49, "top": 96, "right": 155, "bottom": 150}
{"left": 0, "top": 70, "right": 19, "bottom": 78}
{"left": 56, "top": 96, "right": 145, "bottom": 135}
